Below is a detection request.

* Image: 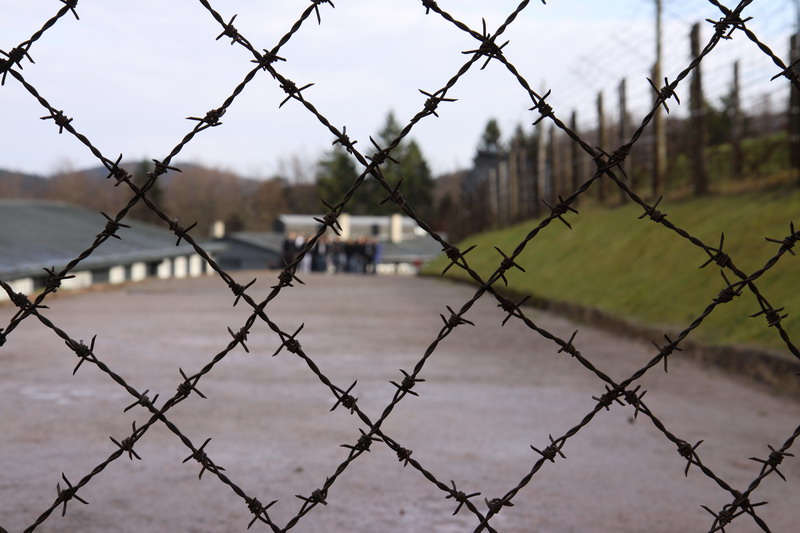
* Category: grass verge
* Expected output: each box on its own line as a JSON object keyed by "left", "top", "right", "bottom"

{"left": 423, "top": 183, "right": 800, "bottom": 355}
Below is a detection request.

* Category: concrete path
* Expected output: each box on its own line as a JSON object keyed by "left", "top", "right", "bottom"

{"left": 1, "top": 272, "right": 799, "bottom": 533}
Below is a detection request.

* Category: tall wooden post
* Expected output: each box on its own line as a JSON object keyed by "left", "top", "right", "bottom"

{"left": 790, "top": 34, "right": 800, "bottom": 181}
{"left": 597, "top": 91, "right": 607, "bottom": 201}
{"left": 528, "top": 137, "right": 540, "bottom": 219}
{"left": 619, "top": 78, "right": 631, "bottom": 201}
{"left": 549, "top": 126, "right": 561, "bottom": 199}
{"left": 507, "top": 149, "right": 519, "bottom": 223}
{"left": 537, "top": 121, "right": 548, "bottom": 203}
{"left": 544, "top": 126, "right": 555, "bottom": 202}
{"left": 730, "top": 61, "right": 743, "bottom": 180}
{"left": 561, "top": 123, "right": 573, "bottom": 199}
{"left": 570, "top": 110, "right": 581, "bottom": 201}
{"left": 690, "top": 23, "right": 709, "bottom": 195}
{"left": 652, "top": 0, "right": 666, "bottom": 198}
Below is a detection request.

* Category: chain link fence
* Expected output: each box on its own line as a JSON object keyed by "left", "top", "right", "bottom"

{"left": 1, "top": 1, "right": 799, "bottom": 531}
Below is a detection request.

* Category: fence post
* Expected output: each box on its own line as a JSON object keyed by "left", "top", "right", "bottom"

{"left": 508, "top": 143, "right": 520, "bottom": 223}
{"left": 529, "top": 135, "right": 540, "bottom": 219}
{"left": 597, "top": 90, "right": 607, "bottom": 202}
{"left": 790, "top": 34, "right": 800, "bottom": 182}
{"left": 560, "top": 123, "right": 573, "bottom": 199}
{"left": 619, "top": 77, "right": 631, "bottom": 201}
{"left": 690, "top": 22, "right": 709, "bottom": 195}
{"left": 537, "top": 121, "right": 548, "bottom": 204}
{"left": 499, "top": 156, "right": 510, "bottom": 227}
{"left": 549, "top": 125, "right": 561, "bottom": 199}
{"left": 730, "top": 60, "right": 743, "bottom": 180}
{"left": 544, "top": 125, "right": 555, "bottom": 202}
{"left": 652, "top": 0, "right": 666, "bottom": 198}
{"left": 570, "top": 110, "right": 581, "bottom": 206}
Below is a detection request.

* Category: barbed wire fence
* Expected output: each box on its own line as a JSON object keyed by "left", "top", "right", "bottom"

{"left": 1, "top": 0, "right": 799, "bottom": 532}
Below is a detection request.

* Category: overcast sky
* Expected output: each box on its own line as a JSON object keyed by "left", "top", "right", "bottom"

{"left": 1, "top": 0, "right": 795, "bottom": 180}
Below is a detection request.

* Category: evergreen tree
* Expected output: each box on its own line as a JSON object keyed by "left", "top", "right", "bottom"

{"left": 373, "top": 112, "right": 433, "bottom": 218}
{"left": 376, "top": 110, "right": 404, "bottom": 148}
{"left": 315, "top": 145, "right": 367, "bottom": 213}
{"left": 315, "top": 111, "right": 434, "bottom": 217}
{"left": 478, "top": 118, "right": 502, "bottom": 154}
{"left": 395, "top": 140, "right": 433, "bottom": 219}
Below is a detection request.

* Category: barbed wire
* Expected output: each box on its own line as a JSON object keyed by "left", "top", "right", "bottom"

{"left": 0, "top": 0, "right": 798, "bottom": 532}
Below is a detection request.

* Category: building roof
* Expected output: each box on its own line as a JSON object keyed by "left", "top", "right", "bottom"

{"left": 222, "top": 231, "right": 285, "bottom": 253}
{"left": 0, "top": 200, "right": 220, "bottom": 279}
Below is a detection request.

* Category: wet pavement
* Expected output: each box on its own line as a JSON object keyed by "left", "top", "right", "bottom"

{"left": 1, "top": 272, "right": 799, "bottom": 533}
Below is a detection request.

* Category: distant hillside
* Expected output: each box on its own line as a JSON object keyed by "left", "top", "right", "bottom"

{"left": 1, "top": 161, "right": 459, "bottom": 236}
{"left": 47, "top": 161, "right": 214, "bottom": 187}
{"left": 0, "top": 169, "right": 48, "bottom": 198}
{"left": 0, "top": 162, "right": 317, "bottom": 237}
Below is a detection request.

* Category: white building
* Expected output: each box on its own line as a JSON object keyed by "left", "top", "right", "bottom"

{"left": 275, "top": 213, "right": 442, "bottom": 273}
{"left": 0, "top": 200, "right": 221, "bottom": 301}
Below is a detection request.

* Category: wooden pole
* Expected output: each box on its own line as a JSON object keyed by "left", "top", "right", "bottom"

{"left": 544, "top": 125, "right": 555, "bottom": 202}
{"left": 549, "top": 126, "right": 561, "bottom": 200}
{"left": 537, "top": 121, "right": 548, "bottom": 203}
{"left": 690, "top": 22, "right": 709, "bottom": 195}
{"left": 652, "top": 0, "right": 666, "bottom": 197}
{"left": 570, "top": 110, "right": 581, "bottom": 203}
{"left": 597, "top": 90, "right": 607, "bottom": 202}
{"left": 509, "top": 142, "right": 521, "bottom": 222}
{"left": 730, "top": 61, "right": 743, "bottom": 180}
{"left": 790, "top": 34, "right": 800, "bottom": 182}
{"left": 619, "top": 77, "right": 631, "bottom": 201}
{"left": 561, "top": 122, "right": 573, "bottom": 199}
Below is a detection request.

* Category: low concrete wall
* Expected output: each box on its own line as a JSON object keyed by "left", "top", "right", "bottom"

{"left": 438, "top": 277, "right": 800, "bottom": 396}
{"left": 535, "top": 296, "right": 800, "bottom": 396}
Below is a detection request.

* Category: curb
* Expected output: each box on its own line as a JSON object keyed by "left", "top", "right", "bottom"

{"left": 539, "top": 297, "right": 800, "bottom": 397}
{"left": 432, "top": 275, "right": 800, "bottom": 397}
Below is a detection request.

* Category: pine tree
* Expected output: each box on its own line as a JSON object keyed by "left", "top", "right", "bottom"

{"left": 478, "top": 118, "right": 502, "bottom": 154}
{"left": 395, "top": 140, "right": 433, "bottom": 219}
{"left": 373, "top": 112, "right": 433, "bottom": 218}
{"left": 315, "top": 145, "right": 367, "bottom": 213}
{"left": 315, "top": 111, "right": 434, "bottom": 217}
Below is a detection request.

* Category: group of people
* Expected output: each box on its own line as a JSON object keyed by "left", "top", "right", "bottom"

{"left": 282, "top": 232, "right": 383, "bottom": 274}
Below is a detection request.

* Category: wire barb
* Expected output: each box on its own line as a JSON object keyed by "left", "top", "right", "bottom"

{"left": 445, "top": 480, "right": 480, "bottom": 516}
{"left": 66, "top": 335, "right": 96, "bottom": 375}
{"left": 531, "top": 434, "right": 566, "bottom": 463}
{"left": 0, "top": 45, "right": 33, "bottom": 85}
{"left": 647, "top": 76, "right": 680, "bottom": 113}
{"left": 462, "top": 19, "right": 509, "bottom": 70}
{"left": 420, "top": 88, "right": 456, "bottom": 118}
{"left": 390, "top": 369, "right": 425, "bottom": 397}
{"left": 273, "top": 324, "right": 304, "bottom": 356}
{"left": 541, "top": 195, "right": 579, "bottom": 229}
{"left": 440, "top": 305, "right": 475, "bottom": 330}
{"left": 246, "top": 497, "right": 277, "bottom": 530}
{"left": 56, "top": 473, "right": 89, "bottom": 517}
{"left": 59, "top": 0, "right": 80, "bottom": 20}
{"left": 182, "top": 438, "right": 225, "bottom": 479}
{"left": 176, "top": 368, "right": 207, "bottom": 399}
{"left": 110, "top": 421, "right": 143, "bottom": 461}
{"left": 330, "top": 380, "right": 358, "bottom": 414}
{"left": 40, "top": 109, "right": 72, "bottom": 134}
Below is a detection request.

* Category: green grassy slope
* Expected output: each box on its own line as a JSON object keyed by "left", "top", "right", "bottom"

{"left": 424, "top": 184, "right": 800, "bottom": 354}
